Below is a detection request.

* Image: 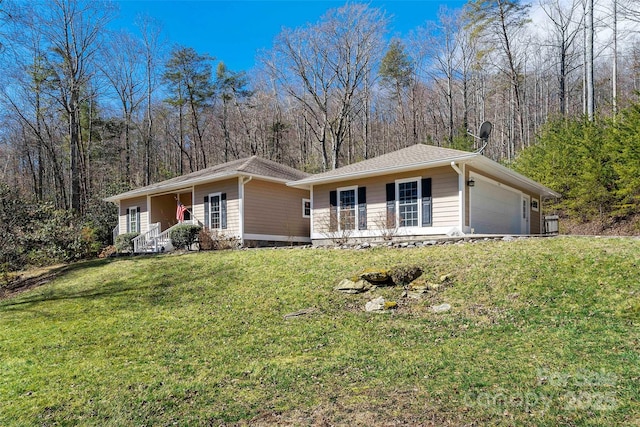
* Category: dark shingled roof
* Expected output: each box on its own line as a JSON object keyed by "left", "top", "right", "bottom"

{"left": 106, "top": 156, "right": 310, "bottom": 201}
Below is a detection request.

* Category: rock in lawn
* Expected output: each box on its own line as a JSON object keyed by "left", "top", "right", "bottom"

{"left": 431, "top": 303, "right": 451, "bottom": 313}
{"left": 407, "top": 290, "right": 427, "bottom": 299}
{"left": 359, "top": 269, "right": 391, "bottom": 284}
{"left": 283, "top": 307, "right": 319, "bottom": 320}
{"left": 365, "top": 296, "right": 387, "bottom": 312}
{"left": 334, "top": 278, "right": 371, "bottom": 294}
{"left": 389, "top": 265, "right": 423, "bottom": 286}
{"left": 405, "top": 280, "right": 428, "bottom": 298}
{"left": 439, "top": 274, "right": 453, "bottom": 283}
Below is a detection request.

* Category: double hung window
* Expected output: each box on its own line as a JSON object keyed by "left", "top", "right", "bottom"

{"left": 208, "top": 193, "right": 221, "bottom": 229}
{"left": 398, "top": 181, "right": 419, "bottom": 227}
{"left": 338, "top": 188, "right": 356, "bottom": 230}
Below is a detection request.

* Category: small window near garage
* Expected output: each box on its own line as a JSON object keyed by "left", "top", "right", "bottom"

{"left": 302, "top": 198, "right": 311, "bottom": 218}
{"left": 531, "top": 198, "right": 539, "bottom": 212}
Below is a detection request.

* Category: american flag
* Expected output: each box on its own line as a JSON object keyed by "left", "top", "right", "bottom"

{"left": 176, "top": 202, "right": 187, "bottom": 222}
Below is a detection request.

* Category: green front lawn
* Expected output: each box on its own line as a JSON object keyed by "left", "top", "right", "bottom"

{"left": 1, "top": 237, "right": 638, "bottom": 425}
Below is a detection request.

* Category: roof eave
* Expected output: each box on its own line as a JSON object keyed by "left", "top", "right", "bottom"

{"left": 104, "top": 171, "right": 241, "bottom": 202}
{"left": 467, "top": 156, "right": 561, "bottom": 198}
{"left": 104, "top": 170, "right": 310, "bottom": 203}
{"left": 240, "top": 172, "right": 309, "bottom": 185}
{"left": 288, "top": 153, "right": 478, "bottom": 188}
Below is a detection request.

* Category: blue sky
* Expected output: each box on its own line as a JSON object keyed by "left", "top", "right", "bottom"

{"left": 112, "top": 0, "right": 467, "bottom": 72}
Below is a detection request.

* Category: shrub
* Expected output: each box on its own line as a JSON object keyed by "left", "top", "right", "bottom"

{"left": 0, "top": 185, "right": 119, "bottom": 271}
{"left": 198, "top": 228, "right": 215, "bottom": 251}
{"left": 83, "top": 198, "right": 118, "bottom": 247}
{"left": 115, "top": 233, "right": 139, "bottom": 253}
{"left": 170, "top": 224, "right": 202, "bottom": 250}
{"left": 198, "top": 229, "right": 239, "bottom": 251}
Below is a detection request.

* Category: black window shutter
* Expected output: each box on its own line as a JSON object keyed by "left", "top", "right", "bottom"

{"left": 386, "top": 183, "right": 396, "bottom": 228}
{"left": 421, "top": 178, "right": 432, "bottom": 227}
{"left": 329, "top": 190, "right": 337, "bottom": 231}
{"left": 136, "top": 207, "right": 141, "bottom": 233}
{"left": 126, "top": 208, "right": 130, "bottom": 233}
{"left": 358, "top": 187, "right": 367, "bottom": 230}
{"left": 221, "top": 193, "right": 227, "bottom": 229}
{"left": 204, "top": 196, "right": 209, "bottom": 229}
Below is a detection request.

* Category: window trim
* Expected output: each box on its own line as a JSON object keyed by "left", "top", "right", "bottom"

{"left": 128, "top": 206, "right": 139, "bottom": 233}
{"left": 531, "top": 198, "right": 539, "bottom": 212}
{"left": 337, "top": 185, "right": 358, "bottom": 231}
{"left": 207, "top": 192, "right": 222, "bottom": 230}
{"left": 302, "top": 198, "right": 311, "bottom": 218}
{"left": 395, "top": 177, "right": 421, "bottom": 228}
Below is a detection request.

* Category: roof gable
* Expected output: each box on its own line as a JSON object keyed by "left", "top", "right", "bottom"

{"left": 105, "top": 156, "right": 310, "bottom": 202}
{"left": 292, "top": 144, "right": 476, "bottom": 185}
{"left": 289, "top": 144, "right": 560, "bottom": 198}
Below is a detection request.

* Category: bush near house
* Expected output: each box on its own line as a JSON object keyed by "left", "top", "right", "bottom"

{"left": 198, "top": 228, "right": 239, "bottom": 251}
{"left": 0, "top": 184, "right": 116, "bottom": 272}
{"left": 114, "top": 233, "right": 139, "bottom": 253}
{"left": 170, "top": 224, "right": 202, "bottom": 250}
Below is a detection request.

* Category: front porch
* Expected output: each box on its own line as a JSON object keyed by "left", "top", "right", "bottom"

{"left": 133, "top": 190, "right": 202, "bottom": 253}
{"left": 131, "top": 220, "right": 202, "bottom": 253}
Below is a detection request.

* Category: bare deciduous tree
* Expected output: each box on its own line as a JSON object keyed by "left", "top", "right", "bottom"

{"left": 40, "top": 0, "right": 115, "bottom": 211}
{"left": 263, "top": 4, "right": 387, "bottom": 170}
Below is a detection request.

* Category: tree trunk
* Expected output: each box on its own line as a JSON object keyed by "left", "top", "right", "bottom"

{"left": 586, "top": 0, "right": 595, "bottom": 121}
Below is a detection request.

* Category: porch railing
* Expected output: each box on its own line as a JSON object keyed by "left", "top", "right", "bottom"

{"left": 132, "top": 222, "right": 161, "bottom": 253}
{"left": 112, "top": 224, "right": 119, "bottom": 245}
{"left": 132, "top": 220, "right": 197, "bottom": 253}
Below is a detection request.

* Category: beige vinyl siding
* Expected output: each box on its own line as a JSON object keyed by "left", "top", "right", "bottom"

{"left": 193, "top": 178, "right": 240, "bottom": 236}
{"left": 313, "top": 166, "right": 459, "bottom": 234}
{"left": 466, "top": 166, "right": 541, "bottom": 234}
{"left": 530, "top": 201, "right": 541, "bottom": 234}
{"left": 243, "top": 180, "right": 310, "bottom": 237}
{"left": 119, "top": 196, "right": 148, "bottom": 234}
{"left": 431, "top": 170, "right": 459, "bottom": 227}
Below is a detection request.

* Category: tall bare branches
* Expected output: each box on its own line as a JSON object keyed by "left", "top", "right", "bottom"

{"left": 263, "top": 4, "right": 387, "bottom": 170}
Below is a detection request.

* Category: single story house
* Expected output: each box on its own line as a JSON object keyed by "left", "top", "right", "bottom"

{"left": 106, "top": 156, "right": 311, "bottom": 251}
{"left": 288, "top": 144, "right": 560, "bottom": 244}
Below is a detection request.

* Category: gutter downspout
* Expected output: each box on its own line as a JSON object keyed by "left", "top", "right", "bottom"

{"left": 450, "top": 162, "right": 465, "bottom": 233}
{"left": 239, "top": 176, "right": 253, "bottom": 246}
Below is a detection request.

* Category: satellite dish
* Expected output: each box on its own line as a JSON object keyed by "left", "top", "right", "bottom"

{"left": 479, "top": 121, "right": 492, "bottom": 142}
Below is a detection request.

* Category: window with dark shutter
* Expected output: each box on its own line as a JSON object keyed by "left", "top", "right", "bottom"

{"left": 421, "top": 178, "right": 432, "bottom": 227}
{"left": 206, "top": 193, "right": 224, "bottom": 230}
{"left": 221, "top": 193, "right": 227, "bottom": 229}
{"left": 329, "top": 190, "right": 337, "bottom": 231}
{"left": 358, "top": 187, "right": 367, "bottom": 230}
{"left": 204, "top": 196, "right": 209, "bottom": 228}
{"left": 398, "top": 181, "right": 419, "bottom": 227}
{"left": 386, "top": 183, "right": 396, "bottom": 228}
{"left": 126, "top": 207, "right": 140, "bottom": 233}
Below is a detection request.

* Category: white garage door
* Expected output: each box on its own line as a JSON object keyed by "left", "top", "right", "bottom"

{"left": 470, "top": 176, "right": 522, "bottom": 234}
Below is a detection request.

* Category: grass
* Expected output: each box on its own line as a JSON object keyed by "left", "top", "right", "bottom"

{"left": 0, "top": 236, "right": 639, "bottom": 426}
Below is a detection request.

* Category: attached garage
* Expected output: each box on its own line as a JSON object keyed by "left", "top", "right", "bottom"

{"left": 469, "top": 174, "right": 529, "bottom": 235}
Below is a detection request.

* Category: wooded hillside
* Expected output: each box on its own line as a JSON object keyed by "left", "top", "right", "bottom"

{"left": 0, "top": 0, "right": 639, "bottom": 268}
